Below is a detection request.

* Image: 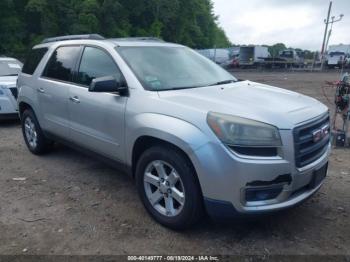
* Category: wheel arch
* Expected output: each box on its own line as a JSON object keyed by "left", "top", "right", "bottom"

{"left": 131, "top": 135, "right": 205, "bottom": 211}
{"left": 131, "top": 136, "right": 197, "bottom": 178}
{"left": 18, "top": 101, "right": 34, "bottom": 118}
{"left": 127, "top": 115, "right": 210, "bottom": 204}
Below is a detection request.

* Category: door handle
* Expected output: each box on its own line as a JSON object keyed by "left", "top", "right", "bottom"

{"left": 69, "top": 96, "right": 80, "bottom": 104}
{"left": 37, "top": 88, "right": 45, "bottom": 93}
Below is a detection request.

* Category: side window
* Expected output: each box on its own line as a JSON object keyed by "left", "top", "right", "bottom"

{"left": 77, "top": 47, "right": 123, "bottom": 86}
{"left": 43, "top": 46, "right": 81, "bottom": 82}
{"left": 22, "top": 48, "right": 48, "bottom": 75}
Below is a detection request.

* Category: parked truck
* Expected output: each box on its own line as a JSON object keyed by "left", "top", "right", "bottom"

{"left": 327, "top": 44, "right": 350, "bottom": 69}
{"left": 279, "top": 50, "right": 305, "bottom": 66}
{"left": 260, "top": 49, "right": 305, "bottom": 68}
{"left": 238, "top": 46, "right": 270, "bottom": 67}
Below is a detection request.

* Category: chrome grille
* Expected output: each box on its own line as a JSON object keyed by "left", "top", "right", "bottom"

{"left": 293, "top": 114, "right": 330, "bottom": 168}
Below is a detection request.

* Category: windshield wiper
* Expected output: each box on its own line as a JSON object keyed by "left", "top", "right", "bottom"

{"left": 160, "top": 86, "right": 202, "bottom": 91}
{"left": 207, "top": 79, "right": 237, "bottom": 86}
{"left": 1, "top": 74, "right": 19, "bottom": 77}
{"left": 158, "top": 80, "right": 237, "bottom": 91}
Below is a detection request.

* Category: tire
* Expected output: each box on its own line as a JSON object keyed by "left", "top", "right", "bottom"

{"left": 21, "top": 109, "right": 53, "bottom": 155}
{"left": 136, "top": 146, "right": 203, "bottom": 230}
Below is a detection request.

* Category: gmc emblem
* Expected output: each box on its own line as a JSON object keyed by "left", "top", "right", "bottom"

{"left": 313, "top": 124, "right": 329, "bottom": 143}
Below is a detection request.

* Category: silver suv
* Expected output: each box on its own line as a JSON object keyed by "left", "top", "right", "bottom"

{"left": 17, "top": 35, "right": 330, "bottom": 229}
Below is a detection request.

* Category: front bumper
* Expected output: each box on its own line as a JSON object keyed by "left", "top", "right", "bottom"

{"left": 0, "top": 89, "right": 18, "bottom": 117}
{"left": 190, "top": 129, "right": 330, "bottom": 218}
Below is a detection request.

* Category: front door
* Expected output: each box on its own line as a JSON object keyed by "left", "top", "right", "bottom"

{"left": 68, "top": 46, "right": 127, "bottom": 162}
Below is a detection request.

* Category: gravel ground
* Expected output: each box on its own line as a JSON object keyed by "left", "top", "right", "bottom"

{"left": 0, "top": 71, "right": 349, "bottom": 256}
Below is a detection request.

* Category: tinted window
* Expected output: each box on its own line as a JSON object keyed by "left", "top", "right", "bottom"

{"left": 77, "top": 47, "right": 123, "bottom": 86}
{"left": 43, "top": 46, "right": 81, "bottom": 82}
{"left": 330, "top": 52, "right": 345, "bottom": 56}
{"left": 22, "top": 48, "right": 48, "bottom": 75}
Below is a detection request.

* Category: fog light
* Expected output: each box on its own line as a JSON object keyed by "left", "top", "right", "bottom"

{"left": 245, "top": 186, "right": 283, "bottom": 202}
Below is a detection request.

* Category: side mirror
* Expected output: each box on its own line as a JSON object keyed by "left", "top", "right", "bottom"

{"left": 89, "top": 76, "right": 128, "bottom": 95}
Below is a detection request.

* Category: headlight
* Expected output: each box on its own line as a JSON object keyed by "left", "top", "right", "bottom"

{"left": 207, "top": 112, "right": 282, "bottom": 147}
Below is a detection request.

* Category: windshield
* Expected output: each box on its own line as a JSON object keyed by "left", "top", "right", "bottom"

{"left": 0, "top": 59, "right": 23, "bottom": 77}
{"left": 330, "top": 52, "right": 345, "bottom": 56}
{"left": 280, "top": 51, "right": 293, "bottom": 58}
{"left": 116, "top": 46, "right": 236, "bottom": 91}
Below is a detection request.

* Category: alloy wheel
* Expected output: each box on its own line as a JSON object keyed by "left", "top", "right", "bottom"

{"left": 24, "top": 117, "right": 38, "bottom": 149}
{"left": 144, "top": 160, "right": 185, "bottom": 217}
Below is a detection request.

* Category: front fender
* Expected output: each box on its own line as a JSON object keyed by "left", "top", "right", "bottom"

{"left": 125, "top": 113, "right": 210, "bottom": 166}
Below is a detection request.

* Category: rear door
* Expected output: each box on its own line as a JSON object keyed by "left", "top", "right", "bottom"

{"left": 68, "top": 46, "right": 127, "bottom": 162}
{"left": 37, "top": 45, "right": 82, "bottom": 138}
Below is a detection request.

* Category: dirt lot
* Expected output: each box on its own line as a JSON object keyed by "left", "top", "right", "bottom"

{"left": 0, "top": 71, "right": 349, "bottom": 256}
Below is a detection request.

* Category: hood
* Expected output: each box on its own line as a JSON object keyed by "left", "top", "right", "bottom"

{"left": 157, "top": 81, "right": 328, "bottom": 129}
{"left": 0, "top": 76, "right": 17, "bottom": 87}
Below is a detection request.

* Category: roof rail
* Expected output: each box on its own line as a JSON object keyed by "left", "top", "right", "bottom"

{"left": 110, "top": 37, "right": 164, "bottom": 42}
{"left": 42, "top": 34, "right": 105, "bottom": 44}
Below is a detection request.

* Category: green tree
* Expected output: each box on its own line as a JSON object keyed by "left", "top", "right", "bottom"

{"left": 0, "top": 0, "right": 232, "bottom": 59}
{"left": 268, "top": 43, "right": 287, "bottom": 58}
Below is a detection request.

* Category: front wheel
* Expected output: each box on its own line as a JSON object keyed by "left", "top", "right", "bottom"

{"left": 136, "top": 146, "right": 203, "bottom": 230}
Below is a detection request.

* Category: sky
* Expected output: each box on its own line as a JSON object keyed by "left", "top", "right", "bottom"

{"left": 212, "top": 0, "right": 350, "bottom": 51}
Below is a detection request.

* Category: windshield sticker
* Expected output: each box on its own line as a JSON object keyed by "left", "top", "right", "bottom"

{"left": 145, "top": 76, "right": 162, "bottom": 89}
{"left": 8, "top": 63, "right": 21, "bottom": 69}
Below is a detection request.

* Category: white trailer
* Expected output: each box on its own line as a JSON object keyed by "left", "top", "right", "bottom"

{"left": 239, "top": 46, "right": 270, "bottom": 66}
{"left": 196, "top": 48, "right": 230, "bottom": 65}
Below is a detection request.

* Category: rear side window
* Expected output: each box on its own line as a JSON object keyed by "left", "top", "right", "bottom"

{"left": 77, "top": 47, "right": 123, "bottom": 86}
{"left": 22, "top": 48, "right": 48, "bottom": 75}
{"left": 43, "top": 46, "right": 81, "bottom": 82}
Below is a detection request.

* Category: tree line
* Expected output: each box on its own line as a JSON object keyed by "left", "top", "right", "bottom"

{"left": 266, "top": 43, "right": 316, "bottom": 60}
{"left": 0, "top": 0, "right": 231, "bottom": 59}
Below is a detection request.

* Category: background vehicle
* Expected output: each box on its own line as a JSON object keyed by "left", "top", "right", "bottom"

{"left": 0, "top": 57, "right": 22, "bottom": 119}
{"left": 327, "top": 44, "right": 350, "bottom": 69}
{"left": 327, "top": 51, "right": 346, "bottom": 68}
{"left": 238, "top": 46, "right": 269, "bottom": 67}
{"left": 196, "top": 48, "right": 231, "bottom": 65}
{"left": 279, "top": 50, "right": 305, "bottom": 66}
{"left": 346, "top": 55, "right": 350, "bottom": 68}
{"left": 261, "top": 49, "right": 305, "bottom": 68}
{"left": 17, "top": 35, "right": 330, "bottom": 229}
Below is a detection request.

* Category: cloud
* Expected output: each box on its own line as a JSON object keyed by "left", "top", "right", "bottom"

{"left": 212, "top": 0, "right": 350, "bottom": 50}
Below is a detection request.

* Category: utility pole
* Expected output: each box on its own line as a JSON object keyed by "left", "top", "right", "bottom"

{"left": 320, "top": 1, "right": 344, "bottom": 70}
{"left": 320, "top": 1, "right": 332, "bottom": 70}
{"left": 325, "top": 14, "right": 344, "bottom": 55}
